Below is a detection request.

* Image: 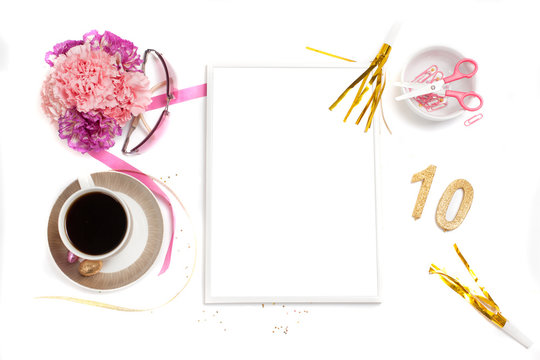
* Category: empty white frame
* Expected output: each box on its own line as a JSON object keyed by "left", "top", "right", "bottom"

{"left": 206, "top": 64, "right": 381, "bottom": 303}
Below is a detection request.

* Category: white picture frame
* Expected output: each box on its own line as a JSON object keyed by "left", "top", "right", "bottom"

{"left": 205, "top": 64, "right": 382, "bottom": 303}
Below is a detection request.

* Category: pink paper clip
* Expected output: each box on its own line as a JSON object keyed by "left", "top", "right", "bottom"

{"left": 428, "top": 102, "right": 448, "bottom": 112}
{"left": 426, "top": 98, "right": 443, "bottom": 108}
{"left": 424, "top": 70, "right": 442, "bottom": 84}
{"left": 410, "top": 66, "right": 448, "bottom": 112}
{"left": 412, "top": 65, "right": 438, "bottom": 83}
{"left": 464, "top": 113, "right": 483, "bottom": 126}
{"left": 432, "top": 70, "right": 444, "bottom": 82}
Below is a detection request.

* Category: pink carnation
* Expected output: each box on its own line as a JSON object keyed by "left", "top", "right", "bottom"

{"left": 41, "top": 72, "right": 68, "bottom": 121}
{"left": 41, "top": 43, "right": 151, "bottom": 126}
{"left": 104, "top": 71, "right": 151, "bottom": 125}
{"left": 58, "top": 108, "right": 122, "bottom": 153}
{"left": 41, "top": 44, "right": 118, "bottom": 119}
{"left": 42, "top": 31, "right": 153, "bottom": 152}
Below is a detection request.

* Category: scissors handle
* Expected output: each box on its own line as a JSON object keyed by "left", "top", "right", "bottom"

{"left": 446, "top": 90, "right": 483, "bottom": 111}
{"left": 443, "top": 59, "right": 478, "bottom": 83}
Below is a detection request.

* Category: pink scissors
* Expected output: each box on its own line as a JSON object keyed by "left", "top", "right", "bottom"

{"left": 395, "top": 59, "right": 483, "bottom": 111}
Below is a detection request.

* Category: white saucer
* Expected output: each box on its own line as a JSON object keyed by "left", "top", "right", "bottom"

{"left": 47, "top": 171, "right": 164, "bottom": 291}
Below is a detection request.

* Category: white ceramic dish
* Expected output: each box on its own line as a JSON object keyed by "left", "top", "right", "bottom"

{"left": 400, "top": 46, "right": 477, "bottom": 121}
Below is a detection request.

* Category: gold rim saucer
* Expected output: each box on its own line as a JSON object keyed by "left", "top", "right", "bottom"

{"left": 47, "top": 171, "right": 164, "bottom": 290}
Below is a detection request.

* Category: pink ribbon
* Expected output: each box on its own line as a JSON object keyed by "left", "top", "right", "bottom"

{"left": 89, "top": 83, "right": 207, "bottom": 275}
{"left": 89, "top": 150, "right": 175, "bottom": 275}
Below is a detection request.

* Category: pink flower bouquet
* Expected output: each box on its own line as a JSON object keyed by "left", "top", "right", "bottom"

{"left": 41, "top": 30, "right": 152, "bottom": 153}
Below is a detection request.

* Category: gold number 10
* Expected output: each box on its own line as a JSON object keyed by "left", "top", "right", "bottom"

{"left": 412, "top": 165, "right": 474, "bottom": 231}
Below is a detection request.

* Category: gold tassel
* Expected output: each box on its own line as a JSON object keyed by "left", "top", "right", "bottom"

{"left": 330, "top": 43, "right": 392, "bottom": 132}
{"left": 306, "top": 47, "right": 392, "bottom": 134}
{"left": 429, "top": 244, "right": 507, "bottom": 328}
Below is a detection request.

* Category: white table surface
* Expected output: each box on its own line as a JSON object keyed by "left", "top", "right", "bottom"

{"left": 2, "top": 0, "right": 540, "bottom": 359}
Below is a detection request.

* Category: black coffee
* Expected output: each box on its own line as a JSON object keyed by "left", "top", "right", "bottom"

{"left": 66, "top": 192, "right": 128, "bottom": 256}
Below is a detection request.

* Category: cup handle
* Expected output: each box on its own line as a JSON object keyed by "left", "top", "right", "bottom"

{"left": 78, "top": 174, "right": 95, "bottom": 189}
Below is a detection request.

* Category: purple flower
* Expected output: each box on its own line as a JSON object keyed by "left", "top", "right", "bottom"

{"left": 44, "top": 39, "right": 84, "bottom": 67}
{"left": 58, "top": 108, "right": 122, "bottom": 153}
{"left": 83, "top": 30, "right": 143, "bottom": 72}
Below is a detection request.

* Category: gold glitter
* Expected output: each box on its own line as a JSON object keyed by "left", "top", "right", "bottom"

{"left": 411, "top": 165, "right": 437, "bottom": 220}
{"left": 78, "top": 260, "right": 102, "bottom": 277}
{"left": 436, "top": 179, "right": 473, "bottom": 231}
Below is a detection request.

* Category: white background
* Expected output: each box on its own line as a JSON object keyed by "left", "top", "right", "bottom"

{"left": 1, "top": 0, "right": 540, "bottom": 359}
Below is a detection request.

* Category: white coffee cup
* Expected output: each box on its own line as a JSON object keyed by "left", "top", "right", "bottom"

{"left": 58, "top": 175, "right": 133, "bottom": 261}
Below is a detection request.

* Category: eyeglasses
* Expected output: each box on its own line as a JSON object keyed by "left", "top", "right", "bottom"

{"left": 122, "top": 49, "right": 173, "bottom": 154}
